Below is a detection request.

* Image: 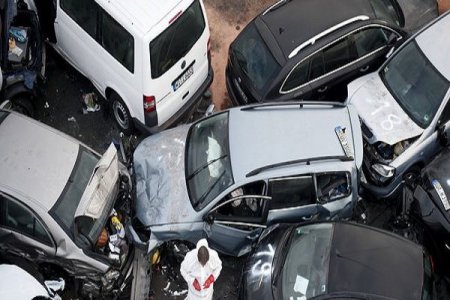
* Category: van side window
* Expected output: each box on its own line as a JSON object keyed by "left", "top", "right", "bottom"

{"left": 322, "top": 37, "right": 352, "bottom": 73}
{"left": 101, "top": 11, "right": 135, "bottom": 73}
{"left": 60, "top": 0, "right": 98, "bottom": 39}
{"left": 352, "top": 27, "right": 393, "bottom": 58}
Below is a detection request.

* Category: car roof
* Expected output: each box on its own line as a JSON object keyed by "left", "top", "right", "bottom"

{"left": 329, "top": 222, "right": 423, "bottom": 300}
{"left": 99, "top": 0, "right": 186, "bottom": 35}
{"left": 415, "top": 12, "right": 450, "bottom": 80}
{"left": 0, "top": 111, "right": 80, "bottom": 210}
{"left": 228, "top": 103, "right": 358, "bottom": 182}
{"left": 259, "top": 0, "right": 377, "bottom": 60}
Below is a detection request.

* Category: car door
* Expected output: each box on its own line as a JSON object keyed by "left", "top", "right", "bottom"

{"left": 266, "top": 175, "right": 322, "bottom": 225}
{"left": 0, "top": 194, "right": 56, "bottom": 260}
{"left": 204, "top": 181, "right": 270, "bottom": 256}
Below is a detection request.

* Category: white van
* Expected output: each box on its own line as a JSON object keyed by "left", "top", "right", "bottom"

{"left": 34, "top": 0, "right": 213, "bottom": 134}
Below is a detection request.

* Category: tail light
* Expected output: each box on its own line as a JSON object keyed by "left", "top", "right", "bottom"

{"left": 143, "top": 95, "right": 156, "bottom": 113}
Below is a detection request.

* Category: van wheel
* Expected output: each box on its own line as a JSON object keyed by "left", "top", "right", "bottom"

{"left": 11, "top": 96, "right": 34, "bottom": 117}
{"left": 111, "top": 94, "right": 134, "bottom": 135}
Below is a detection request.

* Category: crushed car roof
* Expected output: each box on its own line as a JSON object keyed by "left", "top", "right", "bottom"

{"left": 228, "top": 104, "right": 359, "bottom": 183}
{"left": 259, "top": 0, "right": 376, "bottom": 59}
{"left": 0, "top": 111, "right": 79, "bottom": 210}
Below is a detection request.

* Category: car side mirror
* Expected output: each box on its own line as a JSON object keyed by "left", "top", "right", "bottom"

{"left": 438, "top": 123, "right": 449, "bottom": 146}
{"left": 204, "top": 213, "right": 215, "bottom": 225}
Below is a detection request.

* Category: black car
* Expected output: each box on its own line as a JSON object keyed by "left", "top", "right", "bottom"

{"left": 226, "top": 0, "right": 437, "bottom": 105}
{"left": 0, "top": 0, "right": 45, "bottom": 116}
{"left": 240, "top": 222, "right": 434, "bottom": 300}
{"left": 402, "top": 148, "right": 450, "bottom": 273}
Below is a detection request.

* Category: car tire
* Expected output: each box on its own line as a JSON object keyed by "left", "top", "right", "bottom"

{"left": 111, "top": 93, "right": 134, "bottom": 135}
{"left": 11, "top": 96, "right": 34, "bottom": 117}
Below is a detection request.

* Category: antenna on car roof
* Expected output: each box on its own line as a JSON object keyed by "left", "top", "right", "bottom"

{"left": 262, "top": 0, "right": 292, "bottom": 15}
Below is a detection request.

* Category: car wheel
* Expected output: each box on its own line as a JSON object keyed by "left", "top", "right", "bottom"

{"left": 111, "top": 94, "right": 134, "bottom": 135}
{"left": 11, "top": 96, "right": 34, "bottom": 117}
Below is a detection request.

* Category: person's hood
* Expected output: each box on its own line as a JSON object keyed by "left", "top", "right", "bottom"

{"left": 75, "top": 143, "right": 119, "bottom": 219}
{"left": 347, "top": 73, "right": 423, "bottom": 145}
{"left": 133, "top": 125, "right": 199, "bottom": 227}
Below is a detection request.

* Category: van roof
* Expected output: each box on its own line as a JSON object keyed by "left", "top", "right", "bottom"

{"left": 103, "top": 0, "right": 186, "bottom": 34}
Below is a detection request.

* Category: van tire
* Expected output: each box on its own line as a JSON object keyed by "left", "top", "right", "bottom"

{"left": 111, "top": 94, "right": 134, "bottom": 135}
{"left": 11, "top": 96, "right": 34, "bottom": 117}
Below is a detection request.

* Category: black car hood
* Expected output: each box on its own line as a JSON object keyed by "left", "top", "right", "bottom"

{"left": 328, "top": 223, "right": 424, "bottom": 300}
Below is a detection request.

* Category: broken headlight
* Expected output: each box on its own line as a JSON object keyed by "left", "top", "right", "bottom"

{"left": 372, "top": 163, "right": 395, "bottom": 181}
{"left": 375, "top": 142, "right": 394, "bottom": 160}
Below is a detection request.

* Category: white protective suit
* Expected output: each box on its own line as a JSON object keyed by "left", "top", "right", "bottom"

{"left": 180, "top": 239, "right": 222, "bottom": 300}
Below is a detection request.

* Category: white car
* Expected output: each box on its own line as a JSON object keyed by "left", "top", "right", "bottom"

{"left": 32, "top": 0, "right": 212, "bottom": 134}
{"left": 0, "top": 264, "right": 64, "bottom": 300}
{"left": 347, "top": 12, "right": 450, "bottom": 198}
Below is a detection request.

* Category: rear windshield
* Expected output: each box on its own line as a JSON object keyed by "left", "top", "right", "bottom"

{"left": 232, "top": 23, "right": 281, "bottom": 92}
{"left": 150, "top": 0, "right": 206, "bottom": 78}
{"left": 369, "top": 0, "right": 402, "bottom": 26}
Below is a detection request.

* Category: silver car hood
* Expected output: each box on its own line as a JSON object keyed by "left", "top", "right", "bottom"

{"left": 133, "top": 125, "right": 198, "bottom": 227}
{"left": 347, "top": 73, "right": 423, "bottom": 145}
{"left": 75, "top": 143, "right": 119, "bottom": 219}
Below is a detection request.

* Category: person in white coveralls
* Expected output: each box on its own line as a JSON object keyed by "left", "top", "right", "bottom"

{"left": 180, "top": 239, "right": 222, "bottom": 300}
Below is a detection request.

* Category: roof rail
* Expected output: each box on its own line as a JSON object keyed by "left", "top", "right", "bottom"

{"left": 262, "top": 0, "right": 292, "bottom": 15}
{"left": 240, "top": 101, "right": 346, "bottom": 111}
{"left": 246, "top": 155, "right": 354, "bottom": 177}
{"left": 288, "top": 15, "right": 370, "bottom": 59}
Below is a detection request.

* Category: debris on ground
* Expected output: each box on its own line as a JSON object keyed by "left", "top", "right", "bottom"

{"left": 67, "top": 116, "right": 76, "bottom": 122}
{"left": 44, "top": 102, "right": 50, "bottom": 109}
{"left": 81, "top": 92, "right": 101, "bottom": 114}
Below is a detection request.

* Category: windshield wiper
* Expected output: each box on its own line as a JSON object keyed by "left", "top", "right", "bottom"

{"left": 187, "top": 154, "right": 227, "bottom": 180}
{"left": 194, "top": 170, "right": 226, "bottom": 209}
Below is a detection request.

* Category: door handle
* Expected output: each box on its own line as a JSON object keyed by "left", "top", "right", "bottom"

{"left": 301, "top": 215, "right": 313, "bottom": 221}
{"left": 317, "top": 86, "right": 328, "bottom": 93}
{"left": 359, "top": 65, "right": 369, "bottom": 72}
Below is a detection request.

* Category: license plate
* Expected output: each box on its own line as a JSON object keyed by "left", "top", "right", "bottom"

{"left": 432, "top": 179, "right": 450, "bottom": 211}
{"left": 172, "top": 65, "right": 194, "bottom": 91}
{"left": 335, "top": 126, "right": 354, "bottom": 159}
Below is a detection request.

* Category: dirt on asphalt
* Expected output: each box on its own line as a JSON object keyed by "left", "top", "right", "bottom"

{"left": 204, "top": 0, "right": 273, "bottom": 110}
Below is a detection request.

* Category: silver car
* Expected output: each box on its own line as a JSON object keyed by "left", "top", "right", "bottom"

{"left": 0, "top": 110, "right": 139, "bottom": 298}
{"left": 133, "top": 102, "right": 363, "bottom": 257}
{"left": 347, "top": 12, "right": 450, "bottom": 199}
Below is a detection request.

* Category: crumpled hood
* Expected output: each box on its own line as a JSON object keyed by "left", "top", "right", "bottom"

{"left": 347, "top": 73, "right": 423, "bottom": 145}
{"left": 133, "top": 125, "right": 198, "bottom": 227}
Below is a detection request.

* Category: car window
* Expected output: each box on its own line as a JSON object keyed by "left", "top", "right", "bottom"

{"left": 269, "top": 176, "right": 316, "bottom": 210}
{"left": 0, "top": 197, "right": 52, "bottom": 246}
{"left": 60, "top": 0, "right": 98, "bottom": 39}
{"left": 215, "top": 182, "right": 266, "bottom": 222}
{"left": 309, "top": 52, "right": 325, "bottom": 81}
{"left": 352, "top": 27, "right": 392, "bottom": 58}
{"left": 316, "top": 173, "right": 351, "bottom": 203}
{"left": 282, "top": 59, "right": 310, "bottom": 92}
{"left": 323, "top": 37, "right": 353, "bottom": 74}
{"left": 101, "top": 10, "right": 134, "bottom": 73}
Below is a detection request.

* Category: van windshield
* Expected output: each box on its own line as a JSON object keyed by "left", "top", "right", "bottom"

{"left": 150, "top": 0, "right": 206, "bottom": 78}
